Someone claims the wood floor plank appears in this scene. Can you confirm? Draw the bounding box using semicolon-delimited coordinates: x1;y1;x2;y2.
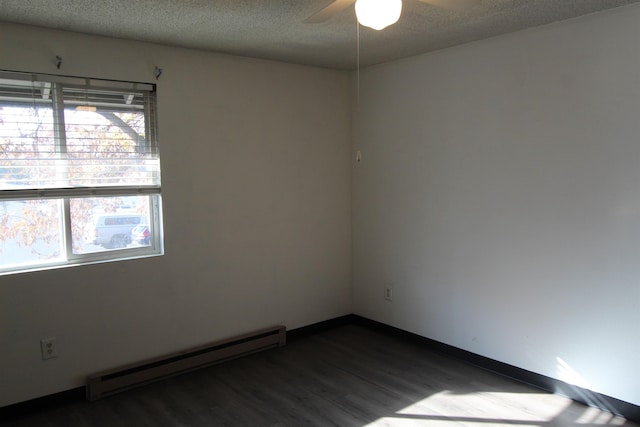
2;324;637;427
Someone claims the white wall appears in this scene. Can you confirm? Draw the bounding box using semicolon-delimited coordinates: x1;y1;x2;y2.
0;23;352;406
352;4;640;406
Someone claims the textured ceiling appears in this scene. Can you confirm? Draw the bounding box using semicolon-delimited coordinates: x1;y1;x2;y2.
1;0;639;69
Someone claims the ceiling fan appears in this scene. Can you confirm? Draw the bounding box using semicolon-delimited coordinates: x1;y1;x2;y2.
305;0;481;30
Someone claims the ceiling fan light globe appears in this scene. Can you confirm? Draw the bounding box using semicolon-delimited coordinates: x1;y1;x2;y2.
355;0;403;30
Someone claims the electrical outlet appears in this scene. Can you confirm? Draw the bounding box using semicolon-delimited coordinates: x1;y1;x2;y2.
384;284;393;301
41;338;57;360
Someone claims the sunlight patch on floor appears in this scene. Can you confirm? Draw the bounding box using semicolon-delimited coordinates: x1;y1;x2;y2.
574;407;626;425
405;390;569;422
361;390;571;426
363;417;471;426
361;389;629;426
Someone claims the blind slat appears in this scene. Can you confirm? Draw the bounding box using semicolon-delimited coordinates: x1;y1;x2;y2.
1;186;161;201
0;72;159;198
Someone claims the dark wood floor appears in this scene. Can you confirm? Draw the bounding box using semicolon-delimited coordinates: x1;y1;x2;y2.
3;324;637;426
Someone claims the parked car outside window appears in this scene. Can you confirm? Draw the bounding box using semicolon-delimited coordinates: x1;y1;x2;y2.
94;214;145;248
131;224;151;246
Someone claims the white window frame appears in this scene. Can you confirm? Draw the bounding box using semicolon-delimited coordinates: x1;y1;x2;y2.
0;70;163;275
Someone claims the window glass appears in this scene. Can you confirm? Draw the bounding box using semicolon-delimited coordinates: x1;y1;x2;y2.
0;104;57;189
70;195;152;254
0;71;162;274
0;199;64;269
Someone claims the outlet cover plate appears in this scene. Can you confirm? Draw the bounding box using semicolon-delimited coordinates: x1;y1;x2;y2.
41;338;57;360
384;284;393;301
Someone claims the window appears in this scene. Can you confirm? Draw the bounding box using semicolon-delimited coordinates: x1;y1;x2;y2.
0;71;162;274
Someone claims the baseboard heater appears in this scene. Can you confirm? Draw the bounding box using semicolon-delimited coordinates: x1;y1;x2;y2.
86;325;286;401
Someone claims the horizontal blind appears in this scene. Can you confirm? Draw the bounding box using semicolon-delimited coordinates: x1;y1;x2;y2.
0;71;160;198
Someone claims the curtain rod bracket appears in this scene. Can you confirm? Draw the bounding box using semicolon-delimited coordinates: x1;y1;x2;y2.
154;66;163;80
55;56;62;69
